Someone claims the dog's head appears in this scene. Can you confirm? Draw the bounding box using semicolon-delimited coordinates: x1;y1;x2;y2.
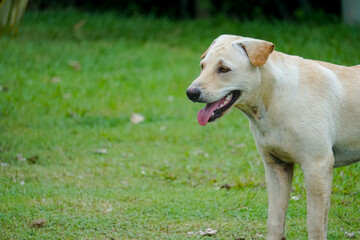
186;35;274;126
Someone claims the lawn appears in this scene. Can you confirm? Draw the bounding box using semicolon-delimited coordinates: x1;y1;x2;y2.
0;9;359;239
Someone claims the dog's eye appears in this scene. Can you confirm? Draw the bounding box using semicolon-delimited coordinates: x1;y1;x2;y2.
218;66;231;73
201;64;204;70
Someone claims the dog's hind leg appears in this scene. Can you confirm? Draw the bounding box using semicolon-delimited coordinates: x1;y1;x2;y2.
260;151;294;240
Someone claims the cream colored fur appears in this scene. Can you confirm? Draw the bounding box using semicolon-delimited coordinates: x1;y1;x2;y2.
187;34;360;240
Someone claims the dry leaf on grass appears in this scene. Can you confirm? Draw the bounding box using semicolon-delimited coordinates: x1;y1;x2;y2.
291;195;300;201
51;77;62;83
105;207;113;213
63;93;72;99
187;228;218;236
340;229;360;239
17;154;26;162
130;113;145;124
93;149;108;155
345;232;356;238
191;150;209;158
167;95;174;102
121;181;129;186
30;218;46;228
16;154;39;164
256;233;264;238
68;60;81;71
73;19;86;31
121;152;134;158
228;140;246;148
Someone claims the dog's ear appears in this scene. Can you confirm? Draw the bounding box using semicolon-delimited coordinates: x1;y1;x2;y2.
201;39;217;59
238;39;274;66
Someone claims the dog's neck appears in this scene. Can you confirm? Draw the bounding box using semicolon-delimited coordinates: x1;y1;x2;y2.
235;57;283;131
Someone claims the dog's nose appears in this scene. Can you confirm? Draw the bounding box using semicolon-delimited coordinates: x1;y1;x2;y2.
186;87;201;102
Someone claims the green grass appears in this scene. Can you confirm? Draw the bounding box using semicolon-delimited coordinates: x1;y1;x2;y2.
0;9;360;239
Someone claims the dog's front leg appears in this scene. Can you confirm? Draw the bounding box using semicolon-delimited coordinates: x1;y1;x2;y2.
301;156;333;240
260;151;294;240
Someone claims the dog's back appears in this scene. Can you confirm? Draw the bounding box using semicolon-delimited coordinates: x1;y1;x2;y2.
271;54;360;167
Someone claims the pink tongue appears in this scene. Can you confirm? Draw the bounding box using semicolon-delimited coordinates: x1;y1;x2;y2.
197;99;223;126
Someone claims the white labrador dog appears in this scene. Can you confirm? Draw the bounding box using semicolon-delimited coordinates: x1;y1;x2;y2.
186;34;360;240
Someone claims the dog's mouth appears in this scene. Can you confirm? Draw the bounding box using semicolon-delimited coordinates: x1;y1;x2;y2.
197;90;241;126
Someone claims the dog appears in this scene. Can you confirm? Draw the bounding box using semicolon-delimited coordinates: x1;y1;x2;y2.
186;34;360;240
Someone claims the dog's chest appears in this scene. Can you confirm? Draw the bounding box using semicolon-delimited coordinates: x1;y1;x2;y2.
249;120;295;163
